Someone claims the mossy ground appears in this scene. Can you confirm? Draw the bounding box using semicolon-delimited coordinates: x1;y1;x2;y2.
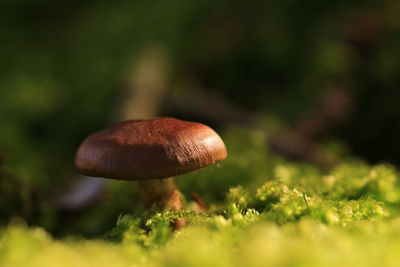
2;128;400;267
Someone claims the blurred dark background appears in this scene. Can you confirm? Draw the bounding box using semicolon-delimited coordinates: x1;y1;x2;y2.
1;0;400;236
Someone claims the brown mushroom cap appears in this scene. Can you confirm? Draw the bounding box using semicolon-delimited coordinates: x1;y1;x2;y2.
75;117;227;180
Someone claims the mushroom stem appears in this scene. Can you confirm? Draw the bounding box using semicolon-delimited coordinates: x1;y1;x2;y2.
137;177;183;210
138;177;186;229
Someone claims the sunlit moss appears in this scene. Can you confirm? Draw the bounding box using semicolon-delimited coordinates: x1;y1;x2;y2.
2;128;400;266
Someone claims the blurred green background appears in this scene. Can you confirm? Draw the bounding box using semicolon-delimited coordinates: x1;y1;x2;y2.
1;0;400;236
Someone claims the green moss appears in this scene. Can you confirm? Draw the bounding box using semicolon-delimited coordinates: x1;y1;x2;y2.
2;128;400;266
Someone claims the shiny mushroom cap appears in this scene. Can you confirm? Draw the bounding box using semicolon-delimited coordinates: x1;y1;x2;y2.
75;117;227;180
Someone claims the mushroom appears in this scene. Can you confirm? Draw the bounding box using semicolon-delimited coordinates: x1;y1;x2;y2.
74;117;227;226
